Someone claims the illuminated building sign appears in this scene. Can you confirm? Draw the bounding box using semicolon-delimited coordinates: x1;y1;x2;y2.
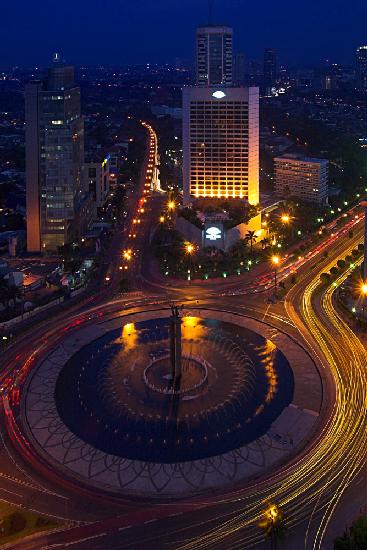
205;226;222;241
212;91;226;99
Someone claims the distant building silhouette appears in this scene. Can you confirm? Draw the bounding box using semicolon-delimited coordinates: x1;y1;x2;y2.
196;26;233;86
233;52;246;86
263;48;278;93
356;46;367;90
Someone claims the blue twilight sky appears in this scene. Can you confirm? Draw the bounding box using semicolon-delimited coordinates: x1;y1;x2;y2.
1;0;367;67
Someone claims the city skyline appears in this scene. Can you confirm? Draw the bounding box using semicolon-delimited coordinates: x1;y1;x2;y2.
2;2;367;549
1;0;367;67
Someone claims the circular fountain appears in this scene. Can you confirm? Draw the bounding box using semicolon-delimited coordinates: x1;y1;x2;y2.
53;306;293;463
22;306;321;498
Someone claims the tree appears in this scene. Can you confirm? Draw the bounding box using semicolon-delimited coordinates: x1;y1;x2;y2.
320;273;331;285
119;278;131;293
0;277;9;310
230;239;248;261
337;259;346;270
334;516;367;549
260;237;271;250
245;230;258;257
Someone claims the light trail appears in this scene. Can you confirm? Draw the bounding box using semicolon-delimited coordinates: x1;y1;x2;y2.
177;240;367;549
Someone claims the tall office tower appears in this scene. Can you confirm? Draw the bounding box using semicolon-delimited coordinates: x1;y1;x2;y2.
196;26;233;86
26;57;90;253
263;48;278;90
356;46;367;90
183;87;259;205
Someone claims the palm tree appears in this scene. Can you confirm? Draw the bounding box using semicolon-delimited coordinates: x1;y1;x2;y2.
245;230;257;257
260;237;271;250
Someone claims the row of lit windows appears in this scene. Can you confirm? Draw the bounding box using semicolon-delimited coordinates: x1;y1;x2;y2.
191;181;248;185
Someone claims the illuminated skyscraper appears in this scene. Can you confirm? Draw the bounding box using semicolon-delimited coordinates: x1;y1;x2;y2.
26;57;91;253
356;46;367;90
183;87;259;205
196;26;233;86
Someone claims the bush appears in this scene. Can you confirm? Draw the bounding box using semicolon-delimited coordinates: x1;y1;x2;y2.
119;278;131;293
8;512;26;535
320;273;331;284
35;516;54;528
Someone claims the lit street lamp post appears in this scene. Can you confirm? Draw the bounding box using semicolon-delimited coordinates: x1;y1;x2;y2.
186;243;195;283
258;504;286;550
361;283;367;322
272;255;280;296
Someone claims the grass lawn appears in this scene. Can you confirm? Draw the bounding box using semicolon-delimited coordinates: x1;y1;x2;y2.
0;501;60;546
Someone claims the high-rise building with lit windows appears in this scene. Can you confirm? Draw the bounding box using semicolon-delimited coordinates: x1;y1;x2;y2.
356;46;367;91
196;26;233;86
26;56;91;253
183;86;259;205
274;154;328;205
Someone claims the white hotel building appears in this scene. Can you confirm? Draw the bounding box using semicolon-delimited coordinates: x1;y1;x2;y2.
183;86;259;206
274;154;329;205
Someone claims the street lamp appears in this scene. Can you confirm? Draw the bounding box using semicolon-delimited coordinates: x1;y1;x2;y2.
361;283;367;321
167;200;176;211
159;216;165;224
272;255;280;295
281;214;290;224
185;243;195;282
123;249;132;262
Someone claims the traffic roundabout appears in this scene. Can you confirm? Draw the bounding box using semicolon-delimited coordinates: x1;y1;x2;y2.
18;306;322;499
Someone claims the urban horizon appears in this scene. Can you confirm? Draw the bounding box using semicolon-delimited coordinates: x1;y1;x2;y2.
2;3;367;550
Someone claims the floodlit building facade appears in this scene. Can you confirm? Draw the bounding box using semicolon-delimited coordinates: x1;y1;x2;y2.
274;154;329;205
183;86;259;205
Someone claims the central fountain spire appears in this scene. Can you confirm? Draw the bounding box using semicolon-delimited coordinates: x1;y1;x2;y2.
169;304;182;389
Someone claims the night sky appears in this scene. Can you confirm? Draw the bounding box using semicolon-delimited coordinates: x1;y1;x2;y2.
1;0;367;67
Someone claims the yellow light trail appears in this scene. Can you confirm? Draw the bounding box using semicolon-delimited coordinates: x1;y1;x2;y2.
178;239;367;550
